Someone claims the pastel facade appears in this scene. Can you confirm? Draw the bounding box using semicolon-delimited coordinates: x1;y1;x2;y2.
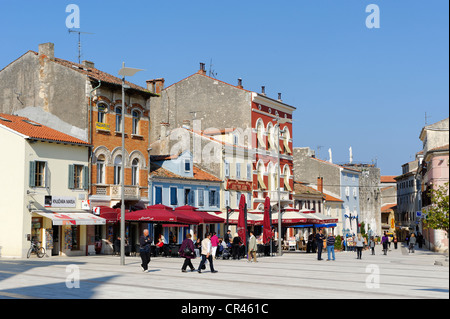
0;114;95;258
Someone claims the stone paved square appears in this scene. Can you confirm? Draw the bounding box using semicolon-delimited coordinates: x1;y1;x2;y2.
0;244;448;300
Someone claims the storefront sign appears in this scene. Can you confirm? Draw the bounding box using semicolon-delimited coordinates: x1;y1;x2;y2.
45;196;77;208
96;122;110;131
81;200;91;210
226;179;253;192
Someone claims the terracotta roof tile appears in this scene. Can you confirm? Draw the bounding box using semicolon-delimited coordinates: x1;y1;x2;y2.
323;193;344;202
381;204;397;212
380;176;397;183
150;162;221;182
293;181;323;197
28;51;155;96
0;113;90;146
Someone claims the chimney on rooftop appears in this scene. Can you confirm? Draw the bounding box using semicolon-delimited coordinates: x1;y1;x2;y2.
317;177;324;193
237;78;243;89
146;78;165;94
160;122;170;138
278;93;282;102
82;60;95;69
38;42;54;60
198;63;206;75
182;119;191;130
261;86;266;96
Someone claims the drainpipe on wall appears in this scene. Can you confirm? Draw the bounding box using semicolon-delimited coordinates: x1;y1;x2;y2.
88;80;102;195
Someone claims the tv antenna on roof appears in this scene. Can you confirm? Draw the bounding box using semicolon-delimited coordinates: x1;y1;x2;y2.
316;145;324;160
208;59;218;78
68;29;94;64
425;112;431;126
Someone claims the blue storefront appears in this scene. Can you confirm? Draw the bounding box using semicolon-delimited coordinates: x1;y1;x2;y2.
148;151;222;243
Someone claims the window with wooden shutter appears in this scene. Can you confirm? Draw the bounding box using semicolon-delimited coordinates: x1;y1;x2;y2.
68;164;75;189
283;128;292;154
29;161;36;188
283;166;292;191
83;166;89;190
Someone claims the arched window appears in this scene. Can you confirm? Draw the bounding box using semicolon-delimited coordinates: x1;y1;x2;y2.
96;154;106;184
267;162;274;191
274;124;281;152
132;110;140;135
283;165;292;191
257;161;266;190
266;122;274;151
97;103;107;124
131;158;139;186
115;107;122;132
114;155;122;185
256;119;266;149
282;126;292;154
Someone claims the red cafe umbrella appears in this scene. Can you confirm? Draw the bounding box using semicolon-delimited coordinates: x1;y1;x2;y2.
125;204;198;224
174;205;224;224
237;194;247;246
263;197;272;244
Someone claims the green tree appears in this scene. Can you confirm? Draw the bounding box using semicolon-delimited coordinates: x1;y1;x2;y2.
423;182;449;234
334;235;342;250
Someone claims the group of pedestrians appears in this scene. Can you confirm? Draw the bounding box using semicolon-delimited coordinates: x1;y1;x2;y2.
138;229;262;273
180;232;218;273
314;228;340;261
313;229;373;261
138;229;218;273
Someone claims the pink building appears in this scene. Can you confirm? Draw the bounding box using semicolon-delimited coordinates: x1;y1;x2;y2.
418;118;449;253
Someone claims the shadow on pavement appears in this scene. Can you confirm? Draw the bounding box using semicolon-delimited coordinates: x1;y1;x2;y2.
0;259;119;299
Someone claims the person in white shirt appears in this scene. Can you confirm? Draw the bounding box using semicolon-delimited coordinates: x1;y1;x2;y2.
197;233;218;273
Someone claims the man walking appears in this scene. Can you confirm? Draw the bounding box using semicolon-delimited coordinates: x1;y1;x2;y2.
326;233;336;261
224;230;232;247
139;229;152;272
315;228;325;260
198;233;218;273
247;231;257;263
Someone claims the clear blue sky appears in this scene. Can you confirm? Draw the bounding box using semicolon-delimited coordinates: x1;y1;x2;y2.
0;0;448;175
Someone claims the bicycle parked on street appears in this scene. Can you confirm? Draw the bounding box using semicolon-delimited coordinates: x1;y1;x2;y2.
27;241;46;258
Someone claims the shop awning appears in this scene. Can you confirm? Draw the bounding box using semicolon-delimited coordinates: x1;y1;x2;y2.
298;209;338;224
36;211;106;225
227;211;264;226
292;223;337;228
125;204;199;224
270;209;308;226
93;206;120;224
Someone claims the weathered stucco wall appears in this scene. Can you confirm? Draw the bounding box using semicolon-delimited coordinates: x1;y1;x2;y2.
293;147;341;197
150;73;252;143
0;50;88;141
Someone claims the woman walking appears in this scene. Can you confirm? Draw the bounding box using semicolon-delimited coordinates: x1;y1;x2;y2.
355;233;364;259
369;236;376;255
179;233;196;272
409;233;417;253
382;232;389;255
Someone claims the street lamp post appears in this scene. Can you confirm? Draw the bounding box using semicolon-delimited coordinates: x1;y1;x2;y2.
273;116;288;256
118;63;144;266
